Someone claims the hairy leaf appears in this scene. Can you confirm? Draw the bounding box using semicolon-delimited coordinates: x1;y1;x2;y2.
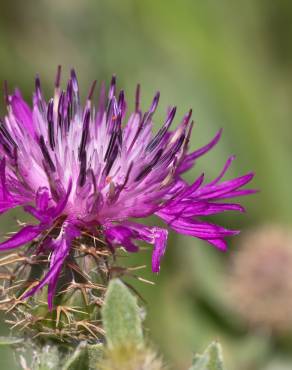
190;342;225;370
102;279;143;348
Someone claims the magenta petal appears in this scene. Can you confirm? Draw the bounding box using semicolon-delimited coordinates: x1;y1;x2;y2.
0;200;26;216
24;205;51;223
121;221;153;243
0;202;13;214
50;179;72;218
207;155;235;186
118;221;169;271
23;187;51;222
177;129;222;174
217;188;258;199
36;187;50;212
0;158;7;200
189;129;222;159
24;182;71;224
23;243;67;305
190;202;245;216
47;272;61;310
151;228;168;273
10;93;34;137
0;200;22;215
174;173;205;203
105;225;139;252
24;222;80;309
0;224;45;251
207;238;228;251
197;172;255;199
158;215;239;238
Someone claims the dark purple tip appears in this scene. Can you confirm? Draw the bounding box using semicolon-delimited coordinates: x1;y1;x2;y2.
87;80;97;101
70;69;79;92
146;106;176;153
135;84;141;112
78;109;90;160
39;135;56;172
108;75;116;99
66;79;73;102
78;150;87;187
149;91;160;115
123;162;133;188
35;75;41;93
104;144;119;177
165;106;177;126
57;91;65;128
118;90;124;105
104;130;118;161
183;109;192;126
47;99;54;123
0;120;17;157
118;90;125;116
47;99;55;150
135;148;163;182
55;65;62;88
185;120;194;146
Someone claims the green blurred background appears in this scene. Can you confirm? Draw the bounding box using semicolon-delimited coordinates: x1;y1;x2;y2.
0;1;292;369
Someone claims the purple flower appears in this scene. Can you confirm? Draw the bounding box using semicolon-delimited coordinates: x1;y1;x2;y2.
0;68;255;307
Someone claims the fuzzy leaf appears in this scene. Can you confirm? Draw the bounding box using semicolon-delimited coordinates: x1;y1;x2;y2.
0;336;24;345
190;342;225;370
88;343;103;370
34;345;60;370
102;279;143;348
62;342;89;370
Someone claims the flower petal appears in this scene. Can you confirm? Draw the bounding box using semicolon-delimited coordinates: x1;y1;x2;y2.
0;158;8;201
36;187;50;211
0;224;46;251
118;221;169;272
151;228;168;273
177;129;222;174
105;225;139;252
196;172;255;200
207;238;228;251
10;92;35;137
23;222;80;309
161;217;239;239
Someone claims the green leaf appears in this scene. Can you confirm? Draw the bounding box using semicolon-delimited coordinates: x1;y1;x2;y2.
190;342;225;370
88;343;103;370
102;279;143;348
62;342;89;370
34;345;60;370
0;336;24;345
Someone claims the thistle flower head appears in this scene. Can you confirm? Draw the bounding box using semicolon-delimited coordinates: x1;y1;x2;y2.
229;225;292;333
0;67;254;309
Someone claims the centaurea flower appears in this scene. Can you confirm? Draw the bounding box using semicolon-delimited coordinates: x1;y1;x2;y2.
0;68;254;310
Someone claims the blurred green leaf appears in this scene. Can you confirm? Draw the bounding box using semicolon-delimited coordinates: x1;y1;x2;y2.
190;342;225;370
102;279;143;348
88;344;103;370
62;342;88;370
0;336;24;345
35;345;60;370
